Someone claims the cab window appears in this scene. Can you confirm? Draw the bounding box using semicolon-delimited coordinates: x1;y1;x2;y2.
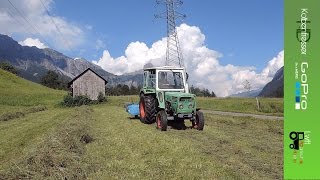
158;71;184;89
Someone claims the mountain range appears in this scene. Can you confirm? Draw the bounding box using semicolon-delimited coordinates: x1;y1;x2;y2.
229;89;262;98
0;34;142;87
258;66;284;97
0;34;283;97
229;66;284;98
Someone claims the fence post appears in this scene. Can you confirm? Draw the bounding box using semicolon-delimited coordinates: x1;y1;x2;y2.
256;97;261;111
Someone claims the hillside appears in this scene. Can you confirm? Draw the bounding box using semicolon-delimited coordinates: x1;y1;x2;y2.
0;69;102;179
0;69;65;115
0;69;66;119
259;66;284;97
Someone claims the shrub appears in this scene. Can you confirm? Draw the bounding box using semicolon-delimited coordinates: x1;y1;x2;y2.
0;62;18;75
62;94;75;107
73;95;91;106
40;70;68;90
97;92;106;103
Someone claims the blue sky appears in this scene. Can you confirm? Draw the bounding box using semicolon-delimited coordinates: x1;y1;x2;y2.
0;0;284;96
51;0;283;71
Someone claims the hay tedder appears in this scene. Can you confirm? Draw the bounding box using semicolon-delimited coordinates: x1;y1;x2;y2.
126;66;204;131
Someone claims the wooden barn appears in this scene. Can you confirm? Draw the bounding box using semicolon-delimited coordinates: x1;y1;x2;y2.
68;68;107;100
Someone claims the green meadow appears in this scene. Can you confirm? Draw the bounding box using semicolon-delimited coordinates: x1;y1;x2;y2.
0;69;283;179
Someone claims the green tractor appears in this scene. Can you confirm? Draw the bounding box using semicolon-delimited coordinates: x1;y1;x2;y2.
139;66;204;131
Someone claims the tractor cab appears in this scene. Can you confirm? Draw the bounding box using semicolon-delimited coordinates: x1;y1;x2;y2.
142;66;188;93
139;66;204;131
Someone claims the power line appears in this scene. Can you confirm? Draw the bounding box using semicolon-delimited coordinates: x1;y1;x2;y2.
39;0;72;51
7;0;52;48
6;9;34;36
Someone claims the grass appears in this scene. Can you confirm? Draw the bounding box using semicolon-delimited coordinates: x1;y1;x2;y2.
0;69;66;115
197;97;284;116
106;95;284;116
0;70;283;179
0;69;75;177
0;105;47;121
0;108;70;171
84;104;283;179
0;106;94;179
0;69;67;165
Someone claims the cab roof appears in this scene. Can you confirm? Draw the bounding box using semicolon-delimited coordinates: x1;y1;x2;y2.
143;66;185;71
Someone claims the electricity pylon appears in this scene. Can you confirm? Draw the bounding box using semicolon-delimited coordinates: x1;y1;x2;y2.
155;0;186;67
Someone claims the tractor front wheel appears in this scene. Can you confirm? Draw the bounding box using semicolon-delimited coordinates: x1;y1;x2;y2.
156;110;167;131
192;111;204;130
139;94;156;124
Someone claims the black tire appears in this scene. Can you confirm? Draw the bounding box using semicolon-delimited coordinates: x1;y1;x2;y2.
139;94;156;124
193;111;204;130
156;110;167;131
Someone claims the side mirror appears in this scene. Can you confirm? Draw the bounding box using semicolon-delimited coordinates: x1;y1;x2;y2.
186;73;189;81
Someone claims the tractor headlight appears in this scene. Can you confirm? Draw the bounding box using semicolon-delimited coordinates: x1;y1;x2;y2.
188;103;193;109
179;103;184;109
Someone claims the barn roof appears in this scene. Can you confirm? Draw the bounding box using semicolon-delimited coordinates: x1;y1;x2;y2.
68;68;108;87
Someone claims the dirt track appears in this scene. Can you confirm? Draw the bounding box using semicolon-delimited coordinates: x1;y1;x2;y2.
202;110;283;120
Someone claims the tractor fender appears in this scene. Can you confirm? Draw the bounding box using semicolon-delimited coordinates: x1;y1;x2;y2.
140;90;164;110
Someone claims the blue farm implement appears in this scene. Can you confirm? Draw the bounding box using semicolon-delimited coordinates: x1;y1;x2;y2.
125;103;139;118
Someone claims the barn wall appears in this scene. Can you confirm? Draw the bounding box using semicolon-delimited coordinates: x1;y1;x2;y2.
72;70;105;100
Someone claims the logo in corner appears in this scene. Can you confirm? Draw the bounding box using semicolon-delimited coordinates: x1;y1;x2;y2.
289;131;304;150
289;131;311;164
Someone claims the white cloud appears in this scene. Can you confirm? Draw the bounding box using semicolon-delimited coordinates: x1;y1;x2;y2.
261;50;284;78
19;37;48;49
93;40;167;75
93;23;283;97
0;0;84;50
93;50;128;75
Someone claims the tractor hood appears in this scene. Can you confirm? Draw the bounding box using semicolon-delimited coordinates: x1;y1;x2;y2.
165;92;195;99
164;92;196;114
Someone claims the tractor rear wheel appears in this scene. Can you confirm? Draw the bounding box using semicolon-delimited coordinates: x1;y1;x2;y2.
192;111;204;130
156;110;167;131
139;94;156;124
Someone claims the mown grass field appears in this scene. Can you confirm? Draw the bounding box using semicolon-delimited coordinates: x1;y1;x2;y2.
85;104;283;179
108;95;284;116
0;69;283;179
